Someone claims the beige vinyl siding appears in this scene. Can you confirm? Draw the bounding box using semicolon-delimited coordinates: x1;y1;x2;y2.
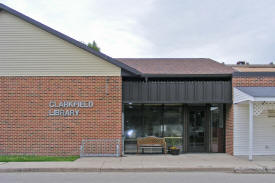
0;11;121;76
234;104;275;155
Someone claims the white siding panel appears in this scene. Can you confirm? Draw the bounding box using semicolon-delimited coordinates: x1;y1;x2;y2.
233;88;253;104
254;114;275;155
234;103;275;155
0;11;121;76
234;104;249;155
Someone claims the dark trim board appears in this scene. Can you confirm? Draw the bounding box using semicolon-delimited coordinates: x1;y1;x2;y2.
233;72;275;77
121;69;140;77
0;3;141;76
122;73;232;78
142;74;232;78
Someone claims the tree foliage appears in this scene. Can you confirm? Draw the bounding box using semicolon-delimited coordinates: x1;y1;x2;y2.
87;41;100;52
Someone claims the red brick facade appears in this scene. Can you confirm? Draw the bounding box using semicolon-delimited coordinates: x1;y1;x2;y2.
5;75;273;156
225;104;233;155
233;76;275;87
0;76;122;156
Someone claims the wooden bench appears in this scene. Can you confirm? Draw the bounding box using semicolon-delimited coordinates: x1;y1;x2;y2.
137;136;167;154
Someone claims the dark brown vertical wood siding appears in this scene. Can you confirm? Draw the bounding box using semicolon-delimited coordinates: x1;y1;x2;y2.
122;81;232;103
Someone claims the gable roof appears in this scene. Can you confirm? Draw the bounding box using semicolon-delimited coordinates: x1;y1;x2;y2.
117;58;234;77
0;3;141;75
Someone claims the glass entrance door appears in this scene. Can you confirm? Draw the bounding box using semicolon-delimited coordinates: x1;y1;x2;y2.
188;109;207;152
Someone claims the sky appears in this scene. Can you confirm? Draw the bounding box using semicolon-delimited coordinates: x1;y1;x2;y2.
1;0;275;64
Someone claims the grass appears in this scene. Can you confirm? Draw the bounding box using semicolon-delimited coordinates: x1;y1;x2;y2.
0;155;79;162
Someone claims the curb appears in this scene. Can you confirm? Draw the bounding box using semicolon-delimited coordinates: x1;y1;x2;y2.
0;167;234;173
0;168;100;173
0;167;274;173
100;168;235;173
234;167;275;174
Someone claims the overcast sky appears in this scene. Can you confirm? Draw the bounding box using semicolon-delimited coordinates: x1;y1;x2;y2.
1;0;275;64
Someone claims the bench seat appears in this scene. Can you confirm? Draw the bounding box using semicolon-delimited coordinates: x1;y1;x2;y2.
137;136;166;154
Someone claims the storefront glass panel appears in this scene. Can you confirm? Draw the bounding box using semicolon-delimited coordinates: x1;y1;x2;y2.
210;104;225;153
143;105;162;137
188;109;206;152
163;105;183;149
124;104;142;153
124;104;225;154
124;104;183;153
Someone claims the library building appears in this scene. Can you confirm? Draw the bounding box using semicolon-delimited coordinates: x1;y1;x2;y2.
1;3;275;160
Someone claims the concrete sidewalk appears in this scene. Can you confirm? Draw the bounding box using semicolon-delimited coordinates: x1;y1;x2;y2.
0;154;274;173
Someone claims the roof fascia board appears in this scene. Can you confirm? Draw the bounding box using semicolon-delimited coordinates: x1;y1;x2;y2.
121;69;142;77
235;97;275;103
233;72;275;77
234;100;250;104
254;97;275;102
0;3;141;76
142;74;232;78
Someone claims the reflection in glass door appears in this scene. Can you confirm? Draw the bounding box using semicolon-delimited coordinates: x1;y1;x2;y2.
188;109;206;152
163;105;183;151
210;104;224;152
143;105;162;137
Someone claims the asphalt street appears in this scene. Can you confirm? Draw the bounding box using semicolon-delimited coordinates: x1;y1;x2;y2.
0;172;275;183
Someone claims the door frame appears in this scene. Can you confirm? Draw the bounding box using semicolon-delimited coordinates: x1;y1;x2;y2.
185;105;210;153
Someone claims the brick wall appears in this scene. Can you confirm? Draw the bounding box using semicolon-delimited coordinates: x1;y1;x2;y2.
0;76;122;156
233;76;275;87
225;104;233;155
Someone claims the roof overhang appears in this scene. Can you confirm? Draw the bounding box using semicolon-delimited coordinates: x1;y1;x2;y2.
233;87;275;104
122;72;232;78
141;73;232;78
233;72;275;77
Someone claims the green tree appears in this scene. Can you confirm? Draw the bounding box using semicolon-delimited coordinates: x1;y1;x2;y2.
87;41;100;52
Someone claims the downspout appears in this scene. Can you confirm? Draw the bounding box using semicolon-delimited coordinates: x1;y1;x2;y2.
122;104;125;156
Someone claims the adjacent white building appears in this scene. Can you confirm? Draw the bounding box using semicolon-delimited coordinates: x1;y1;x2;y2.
233;87;275;160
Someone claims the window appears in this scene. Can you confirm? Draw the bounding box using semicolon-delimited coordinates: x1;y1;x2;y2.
210;104;224;153
163;105;182;137
124;104;142;139
124;104;184;153
143;105;162;137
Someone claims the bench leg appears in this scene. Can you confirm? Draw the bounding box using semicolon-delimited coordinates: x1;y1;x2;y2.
162;147;167;154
